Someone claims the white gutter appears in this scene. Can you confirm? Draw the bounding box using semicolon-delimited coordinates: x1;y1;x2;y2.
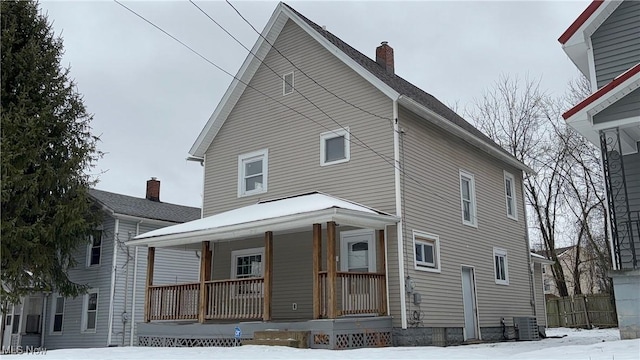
128;208;399;248
106;218;119;346
129;221;141;346
393;99;408;329
113;213;180;227
397;96;533;174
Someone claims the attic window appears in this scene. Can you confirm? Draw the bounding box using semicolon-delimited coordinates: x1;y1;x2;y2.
283;72;294;95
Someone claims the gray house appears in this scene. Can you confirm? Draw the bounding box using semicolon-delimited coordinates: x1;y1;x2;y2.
559;0;640;340
128;3;544;349
2;179;201;350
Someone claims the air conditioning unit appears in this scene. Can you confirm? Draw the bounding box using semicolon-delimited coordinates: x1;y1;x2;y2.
513;316;539;341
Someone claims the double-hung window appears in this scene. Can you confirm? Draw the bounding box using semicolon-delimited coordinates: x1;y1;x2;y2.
87;230;102;266
231;248;264;297
238;149;268;197
493;248;509;285
51;296;65;334
320;128;350;166
82;289;98;332
504;171;517;220
459;170;477;227
413;231;441;272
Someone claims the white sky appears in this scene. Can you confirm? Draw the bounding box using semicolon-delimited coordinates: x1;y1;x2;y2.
39;0;590;208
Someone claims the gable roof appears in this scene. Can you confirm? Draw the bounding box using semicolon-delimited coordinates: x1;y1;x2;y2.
89;189;201;224
558;0;605;44
189;2;530;173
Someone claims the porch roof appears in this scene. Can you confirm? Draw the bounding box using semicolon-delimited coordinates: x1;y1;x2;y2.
128;192;399;248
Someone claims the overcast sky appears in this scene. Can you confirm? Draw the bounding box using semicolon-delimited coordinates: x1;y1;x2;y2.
39;0;589;208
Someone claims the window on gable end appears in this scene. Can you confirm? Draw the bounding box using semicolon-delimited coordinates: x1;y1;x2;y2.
87;230;102;266
238;149;268;197
459;170;477;227
283;72;294;95
320;128;350;166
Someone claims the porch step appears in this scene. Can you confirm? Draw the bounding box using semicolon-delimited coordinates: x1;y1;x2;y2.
242;338;300;348
250;330;310;349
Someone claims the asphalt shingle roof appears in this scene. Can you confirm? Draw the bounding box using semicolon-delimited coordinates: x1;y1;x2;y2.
284;3;513;158
89;189;201;224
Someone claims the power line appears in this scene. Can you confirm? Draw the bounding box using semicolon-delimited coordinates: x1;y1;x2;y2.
113;0;480;223
189;0;395;167
224;0;394;124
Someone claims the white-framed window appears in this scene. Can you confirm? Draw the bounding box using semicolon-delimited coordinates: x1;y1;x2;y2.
81;289;98;333
237;149;268;197
231;248;264;297
320;128;350;166
413;230;441;273
493;248;509;285
283;71;294;95
543;279;551;293
87;230;102;267
504;171;517;220
50;295;65;334
459;170;477;227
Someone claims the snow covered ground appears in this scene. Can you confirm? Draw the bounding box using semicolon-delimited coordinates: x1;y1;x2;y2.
7;328;639;360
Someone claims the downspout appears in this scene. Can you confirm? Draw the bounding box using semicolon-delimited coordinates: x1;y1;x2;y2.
40;292;49;348
522;181;537;318
384;225;391;318
129;221;142;346
393;98;408;329
107;218;119;346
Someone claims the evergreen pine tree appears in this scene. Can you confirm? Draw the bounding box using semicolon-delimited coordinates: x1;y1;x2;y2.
1;0;102;305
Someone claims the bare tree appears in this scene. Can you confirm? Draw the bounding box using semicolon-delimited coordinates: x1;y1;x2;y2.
465;74;610;297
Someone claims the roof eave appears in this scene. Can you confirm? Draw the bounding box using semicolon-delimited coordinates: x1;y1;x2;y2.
397;96;533;174
127;207;399;248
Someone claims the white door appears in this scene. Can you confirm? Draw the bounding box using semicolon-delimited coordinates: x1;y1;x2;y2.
461;266;479;340
340;229;376;273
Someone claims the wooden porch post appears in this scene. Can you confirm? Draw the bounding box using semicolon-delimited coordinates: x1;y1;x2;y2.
377;230;388;316
263;231;273;321
198;241;211;323
327;221;337;319
144;247;155;322
312;223;322;319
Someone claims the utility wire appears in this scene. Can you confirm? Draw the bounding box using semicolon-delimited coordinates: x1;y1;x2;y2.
190;0;395;166
224;0;394;124
114;0;480;223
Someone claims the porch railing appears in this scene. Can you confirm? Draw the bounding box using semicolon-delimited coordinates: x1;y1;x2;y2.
204;278;264;320
148;282;200;321
319;271;386;317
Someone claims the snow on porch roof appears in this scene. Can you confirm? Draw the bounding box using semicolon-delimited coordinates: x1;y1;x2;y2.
128;192;399;248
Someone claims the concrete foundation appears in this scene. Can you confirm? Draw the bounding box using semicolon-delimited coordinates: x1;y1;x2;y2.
610;269;640;340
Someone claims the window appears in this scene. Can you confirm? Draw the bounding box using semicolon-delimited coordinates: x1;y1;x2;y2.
283;72;294;95
543;279;551;293
459;170;477;227
413;230;441;272
82;289;98;332
504;171;517;220
231;248;264;297
493;248;509;285
320;128;350;166
87;230;102;266
237;149;268;197
51;296;65;334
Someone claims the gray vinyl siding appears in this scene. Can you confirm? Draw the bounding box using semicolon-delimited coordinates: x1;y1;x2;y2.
43;217;116;349
397;106;533;330
618;151;640;268
533;263;547;327
591;1;640;88
593;88;640;125
43;217;200;349
202;19;395;218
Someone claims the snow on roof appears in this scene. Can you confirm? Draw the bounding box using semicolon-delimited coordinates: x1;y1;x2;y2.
132;192;395;245
530;252;554;264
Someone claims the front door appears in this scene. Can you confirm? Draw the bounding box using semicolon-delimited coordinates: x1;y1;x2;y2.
340;229;376;273
461;266;479;340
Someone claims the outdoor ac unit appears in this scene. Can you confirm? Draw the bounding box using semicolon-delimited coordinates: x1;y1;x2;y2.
513;316;539;341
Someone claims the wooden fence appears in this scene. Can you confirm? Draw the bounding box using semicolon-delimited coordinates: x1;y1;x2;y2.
546;293;617;328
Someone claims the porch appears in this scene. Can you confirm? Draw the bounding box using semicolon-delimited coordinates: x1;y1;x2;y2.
128;193;399;349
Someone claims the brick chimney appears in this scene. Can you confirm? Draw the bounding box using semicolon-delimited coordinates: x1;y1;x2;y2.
146;177;160;202
376;41;394;75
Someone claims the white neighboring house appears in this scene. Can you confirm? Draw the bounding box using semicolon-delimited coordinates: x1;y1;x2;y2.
1;178;201;349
